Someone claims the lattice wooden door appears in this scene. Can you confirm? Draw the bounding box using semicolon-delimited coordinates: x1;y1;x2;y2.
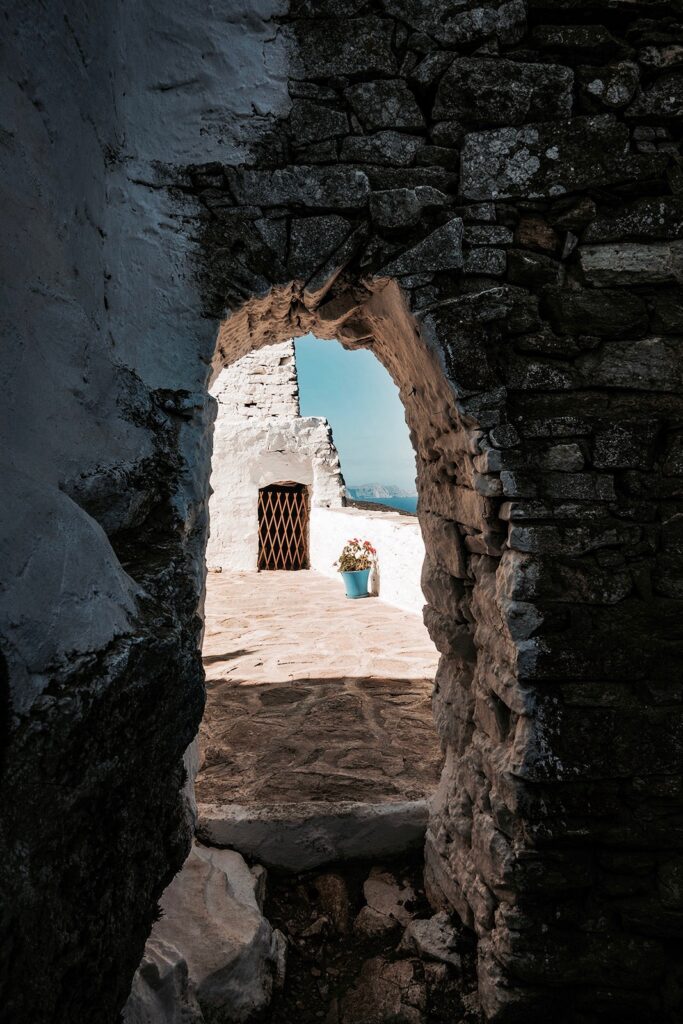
257;483;309;570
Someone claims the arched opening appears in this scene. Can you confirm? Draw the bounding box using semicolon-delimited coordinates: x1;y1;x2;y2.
197;288;455;840
153;276;490;1019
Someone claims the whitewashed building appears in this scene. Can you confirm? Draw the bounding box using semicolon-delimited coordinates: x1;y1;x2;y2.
207;341;345;572
207;340;425;615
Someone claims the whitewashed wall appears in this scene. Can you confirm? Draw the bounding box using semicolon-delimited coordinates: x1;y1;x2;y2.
207;341;345;570
310;507;426;616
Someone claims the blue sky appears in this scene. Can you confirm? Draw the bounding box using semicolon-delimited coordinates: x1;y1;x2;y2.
294;334;417;492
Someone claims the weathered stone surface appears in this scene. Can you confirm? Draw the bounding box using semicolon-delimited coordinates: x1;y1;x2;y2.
465;225;513;245
578;337;683;391
379;218;464;276
346;80;424;132
593;419;660;469
579;241;683;286
289;100;349;144
123;843;280;1024
288;215;352;280
508;248;560;288
463;247;507;276
340;131;423;167
578;62;640;110
399;912;462;970
369;187;450;230
314;873;352;935
292;18;397;77
461;115;657;200
626;71;683;120
123;938;203;1024
532;23;624;59
540;286;648;337
386;0;526;47
339;956;426;1024
364;868;418;927
434;58;573;125
651;288;683;333
354;905;402;939
228;167;370;208
583;197;683;242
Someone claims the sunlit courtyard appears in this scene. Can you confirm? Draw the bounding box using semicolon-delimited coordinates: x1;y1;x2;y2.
196;570;442;870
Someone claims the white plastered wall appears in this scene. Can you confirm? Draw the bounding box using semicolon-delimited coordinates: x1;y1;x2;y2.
207;341;345;570
310;506;426;616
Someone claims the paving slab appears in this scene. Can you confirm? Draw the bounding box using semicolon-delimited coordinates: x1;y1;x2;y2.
196;571;442;870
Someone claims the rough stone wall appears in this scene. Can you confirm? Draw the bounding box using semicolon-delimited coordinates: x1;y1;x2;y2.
2;3;683;1024
192;5;683;1021
207;340;345;569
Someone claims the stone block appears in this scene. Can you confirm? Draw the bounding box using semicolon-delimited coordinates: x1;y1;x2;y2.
288;215;352;280
513;327;580;356
507;523;633;556
421;557;469;618
578;338;683;392
464;225;513;245
540;443;584;471
540;286;648;337
386;0;526;47
291;17;397;77
582;197;683;242
515;215;560;253
414;144;459;170
506;356;575;391
340;131;423;166
419;512;470;578
123;844;279;1024
434;57;573;125
399;912;462;970
463;247;507;275
346;80;424;132
369;187;449;230
532;23;624;60
289;100;348;145
339;956;426;1024
593;420;660;470
379;217;463;276
578;62;639;110
626;71;683;120
461;115;662;201
578;241;683;286
227;166;370;208
650;288;683;333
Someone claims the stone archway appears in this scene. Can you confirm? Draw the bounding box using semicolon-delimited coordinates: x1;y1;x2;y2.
204;259;533;1018
3;3;682;1023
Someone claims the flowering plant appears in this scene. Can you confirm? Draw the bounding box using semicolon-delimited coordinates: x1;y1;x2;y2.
335;538;377;573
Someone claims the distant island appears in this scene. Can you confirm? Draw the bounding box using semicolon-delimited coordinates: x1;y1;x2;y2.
347;484;417;500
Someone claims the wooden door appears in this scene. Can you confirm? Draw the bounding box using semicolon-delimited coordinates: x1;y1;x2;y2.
257;482;309;570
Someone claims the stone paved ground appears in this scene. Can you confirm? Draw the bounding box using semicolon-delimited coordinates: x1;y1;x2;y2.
197;571;442;810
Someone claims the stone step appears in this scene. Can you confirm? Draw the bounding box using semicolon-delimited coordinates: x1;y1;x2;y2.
197;799;429;872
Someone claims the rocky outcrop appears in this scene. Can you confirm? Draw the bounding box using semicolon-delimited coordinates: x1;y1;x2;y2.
124;843;284;1024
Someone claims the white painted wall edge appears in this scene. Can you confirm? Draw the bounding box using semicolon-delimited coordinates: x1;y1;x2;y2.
310;506;426;617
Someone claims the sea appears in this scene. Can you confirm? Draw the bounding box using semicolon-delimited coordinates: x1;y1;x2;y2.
369;495;418;514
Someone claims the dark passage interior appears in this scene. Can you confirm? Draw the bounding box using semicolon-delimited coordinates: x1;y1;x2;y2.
257;482;309;571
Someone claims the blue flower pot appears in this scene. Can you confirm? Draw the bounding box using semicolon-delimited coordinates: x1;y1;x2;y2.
341;569;370;599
